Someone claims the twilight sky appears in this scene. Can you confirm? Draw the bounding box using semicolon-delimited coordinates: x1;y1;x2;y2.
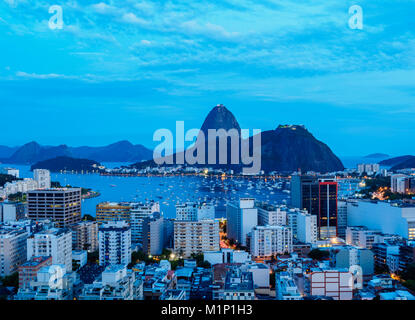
0;0;414;156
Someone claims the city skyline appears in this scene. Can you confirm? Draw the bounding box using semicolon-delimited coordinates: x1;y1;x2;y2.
1;1;415;156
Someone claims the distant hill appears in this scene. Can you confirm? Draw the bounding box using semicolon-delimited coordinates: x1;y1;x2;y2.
390;156;415;171
70;140;152;163
379;155;414;167
31;156;101;172
7;142;71;164
0;145;19;158
131;104;344;173
364;153;389;159
3;141;152;164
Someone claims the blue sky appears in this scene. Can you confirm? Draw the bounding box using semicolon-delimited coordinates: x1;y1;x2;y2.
0;0;414;156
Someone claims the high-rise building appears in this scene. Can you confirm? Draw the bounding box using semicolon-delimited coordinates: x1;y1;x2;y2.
71;221;98;252
291;175;338;239
27;228;73;272
295;210;318;244
0;227;28;276
256;202;287;226
163;218;175;249
96;202;132;225
226;198;258;246
337;200;348;239
142;212;164;256
176;202;198;221
319;179;338;239
27;188;82;227
99;221;131;266
0;201;26;222
249;225;292;258
176;202;215;221
197;203;215;221
291;175;319;215
174;219;220;258
130;201;160;244
33;169;51;189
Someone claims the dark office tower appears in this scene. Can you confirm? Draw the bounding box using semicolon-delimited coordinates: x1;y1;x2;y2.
291;175;319;215
27;188;82;227
290;175;338;239
318;180;338;239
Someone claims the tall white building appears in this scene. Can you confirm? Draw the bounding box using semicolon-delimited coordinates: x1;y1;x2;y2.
33;169;51;189
0;227;28;276
174;219;220;258
226;198;258;246
257;202;287;226
197;203;215;221
249;225;293;258
99;221;131;266
130;201;160;244
176;202;198;221
176;202;215;221
27;228;73;272
296;210;318;244
287;208;317;244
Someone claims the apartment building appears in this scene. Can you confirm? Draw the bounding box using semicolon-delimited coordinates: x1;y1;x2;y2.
174;220;220;258
99;221;131;266
27;188;82;227
96;202;132;225
71;221;98;252
27;228;73;272
0;227;28;276
249;225;293;258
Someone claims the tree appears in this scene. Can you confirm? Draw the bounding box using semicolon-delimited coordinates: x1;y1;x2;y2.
308;249;330;261
72;260;80;272
374;264;389;275
190;253;211;268
87;250;99;264
0;272;19;288
270;271;276;289
83;214;96;221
